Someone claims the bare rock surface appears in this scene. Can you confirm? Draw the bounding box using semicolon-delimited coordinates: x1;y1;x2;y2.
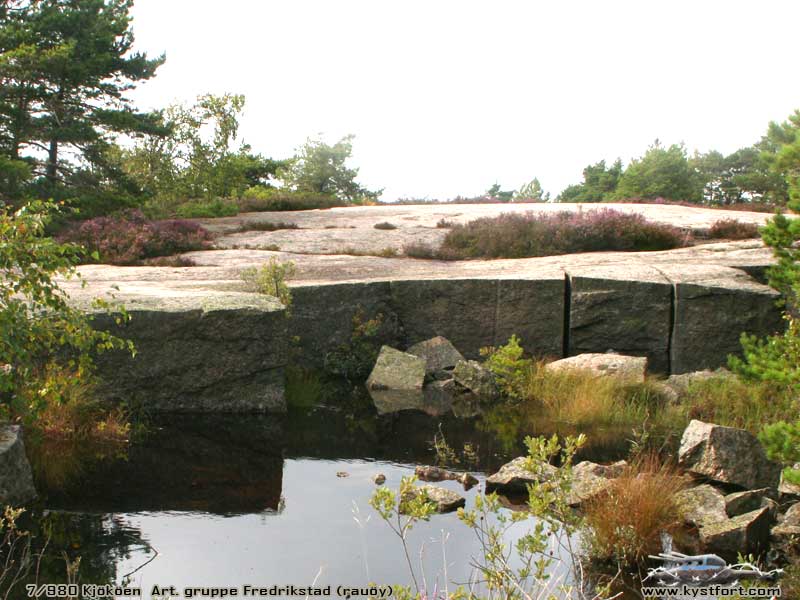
678;420;782;490
546;353;647;381
568;460;627;507
453;360;498;399
406;336;464;374
0;425;36;505
402;484;466;513
676;484;728;529
485;456;558;494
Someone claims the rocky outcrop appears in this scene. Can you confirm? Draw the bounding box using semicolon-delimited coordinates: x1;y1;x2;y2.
698;506;773;560
407;336;464;375
402;484;465;513
568;460;627;507
485;456;557;494
678;420;782;490
725;489;775;518
567;265;672;373
88;294;287;412
453;360;498;399
546;353;647;382
0;425;36;506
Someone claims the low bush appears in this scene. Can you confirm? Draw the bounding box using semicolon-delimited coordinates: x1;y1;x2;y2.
234;221;299;233
707;218;761;240
59;210;213;265
583;455;686;565
429;209;687;260
237;187;344;212
174;198;239;218
608;197;783;214
373;221;397;230
240;257;296;311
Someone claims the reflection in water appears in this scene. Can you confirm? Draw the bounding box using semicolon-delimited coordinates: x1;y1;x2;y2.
20;384;634;595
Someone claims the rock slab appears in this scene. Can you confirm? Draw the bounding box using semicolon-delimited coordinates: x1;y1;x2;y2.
0;425;36;506
546;353;647;382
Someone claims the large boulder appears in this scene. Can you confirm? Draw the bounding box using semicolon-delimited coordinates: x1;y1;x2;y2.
367;346;426;392
675;484;728;529
366;346;427;414
402;484;465;513
453;360;498;399
678;420;782;490
699;506;773;560
724;488;776;518
567;460;627;507
546;353;647;382
88;294;288;412
0;425;36;506
406;336;464;375
485;456;557;495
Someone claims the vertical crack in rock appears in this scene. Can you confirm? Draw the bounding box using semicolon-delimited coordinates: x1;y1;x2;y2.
563;272;572;358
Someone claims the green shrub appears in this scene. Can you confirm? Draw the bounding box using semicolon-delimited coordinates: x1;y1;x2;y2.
237;187;344;212
240;258;296;311
0;203;133;438
373;221;397;230
759;420;800;485
323;309;385;380
174;198;239;218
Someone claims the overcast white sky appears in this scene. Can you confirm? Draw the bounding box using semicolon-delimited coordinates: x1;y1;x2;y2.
127;0;800;201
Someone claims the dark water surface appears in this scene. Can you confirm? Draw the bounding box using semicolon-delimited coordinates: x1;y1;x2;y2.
25;392;631;595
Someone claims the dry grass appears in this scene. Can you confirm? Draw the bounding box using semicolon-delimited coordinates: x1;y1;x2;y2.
17;365;130;443
519;361;669;428
582;455;687;565
234;220;299;233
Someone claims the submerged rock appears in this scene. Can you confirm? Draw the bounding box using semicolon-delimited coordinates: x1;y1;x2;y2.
453;360;498;399
485;456;557;495
678;420;781;490
406;336;464;375
0;425;36;506
402;484;465;513
545;352;647;382
415;465;479;489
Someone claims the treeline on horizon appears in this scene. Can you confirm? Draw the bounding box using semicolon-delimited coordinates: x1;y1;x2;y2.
1;0;799;224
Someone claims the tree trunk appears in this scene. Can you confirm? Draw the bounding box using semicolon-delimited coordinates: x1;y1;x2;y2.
46;138;58;187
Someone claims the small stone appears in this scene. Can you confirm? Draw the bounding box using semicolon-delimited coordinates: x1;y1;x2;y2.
336;471;349;478
725;488;774;517
373;473;386;485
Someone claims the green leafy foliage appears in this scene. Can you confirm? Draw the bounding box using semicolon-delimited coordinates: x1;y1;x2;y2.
759;421;800;485
278;135;381;203
480;334;529;399
240;258;296;311
323;309;385;380
0;202;133;428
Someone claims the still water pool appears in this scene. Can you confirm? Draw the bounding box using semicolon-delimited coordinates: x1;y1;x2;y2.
25;394;630;595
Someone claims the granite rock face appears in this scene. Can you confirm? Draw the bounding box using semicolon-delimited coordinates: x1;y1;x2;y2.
0;425;36;506
658;265;784;374
698;506;773;560
678;420;782;490
568;460;627;507
89;294;288;412
567;266;672;373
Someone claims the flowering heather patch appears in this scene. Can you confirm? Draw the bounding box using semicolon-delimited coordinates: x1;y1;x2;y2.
59;210;213;265
707;218;761;240
437;209;688;259
611;196;782;214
